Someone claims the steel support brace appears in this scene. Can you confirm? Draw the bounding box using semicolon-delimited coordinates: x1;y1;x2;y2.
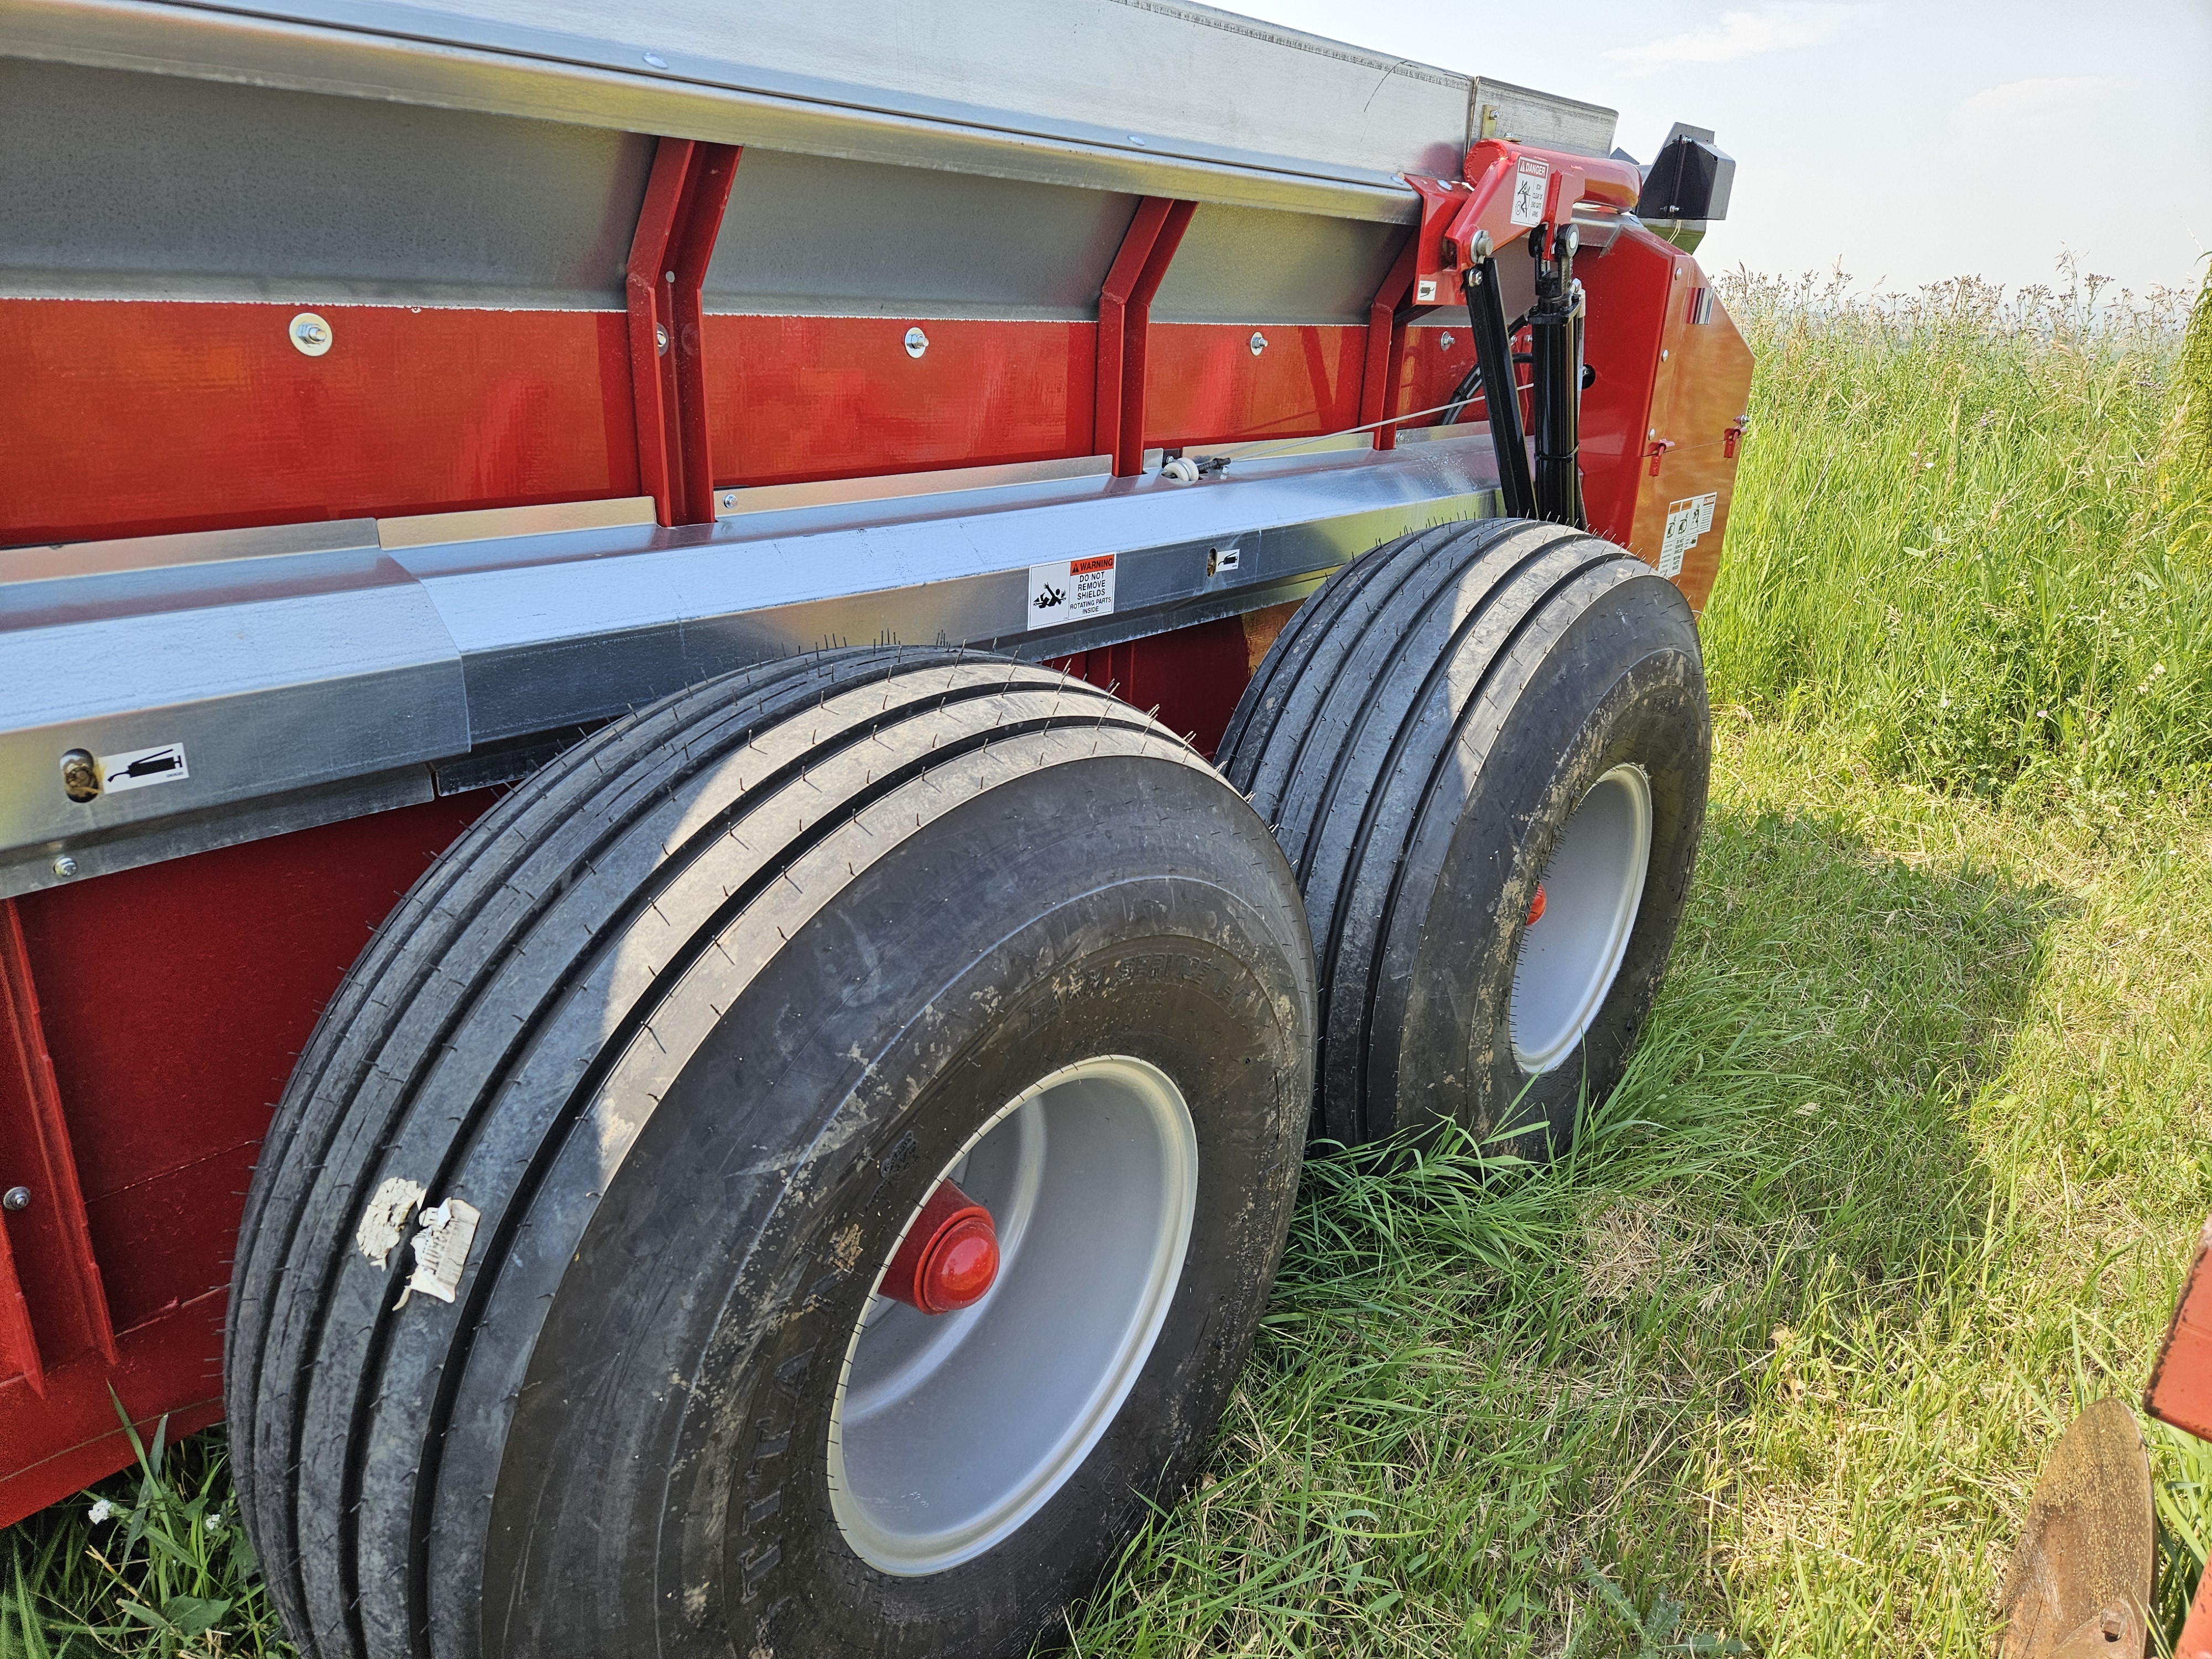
1357;234;1421;451
0;900;114;1392
1096;198;1196;477
625;138;742;526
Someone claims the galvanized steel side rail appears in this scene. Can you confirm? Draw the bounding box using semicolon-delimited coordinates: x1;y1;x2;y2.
0;437;1503;898
0;0;1615;226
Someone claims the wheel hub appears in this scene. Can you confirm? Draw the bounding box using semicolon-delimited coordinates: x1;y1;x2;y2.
827;1055;1198;1577
1509;764;1653;1074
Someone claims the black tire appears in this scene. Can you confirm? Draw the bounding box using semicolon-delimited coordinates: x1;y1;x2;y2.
1217;520;1709;1149
225;648;1314;1659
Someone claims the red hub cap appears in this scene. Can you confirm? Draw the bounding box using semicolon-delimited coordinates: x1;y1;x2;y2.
880;1180;1000;1315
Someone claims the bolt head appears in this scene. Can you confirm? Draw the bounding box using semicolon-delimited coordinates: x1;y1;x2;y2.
904;326;929;359
1248;332;1267;356
2;1187;28;1213
289;312;332;356
51;854;78;879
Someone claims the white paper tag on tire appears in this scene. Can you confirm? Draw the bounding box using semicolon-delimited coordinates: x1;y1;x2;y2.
1657;492;1718;578
397;1198;481;1306
1027;554;1117;624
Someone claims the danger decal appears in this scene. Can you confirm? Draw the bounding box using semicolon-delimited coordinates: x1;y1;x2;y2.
1509;160;1550;228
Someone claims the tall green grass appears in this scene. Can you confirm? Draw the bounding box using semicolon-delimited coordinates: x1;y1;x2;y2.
1703;265;2212;802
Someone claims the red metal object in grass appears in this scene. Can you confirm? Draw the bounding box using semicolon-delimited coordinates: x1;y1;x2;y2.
880;1181;1000;1316
2145;1216;2212;1442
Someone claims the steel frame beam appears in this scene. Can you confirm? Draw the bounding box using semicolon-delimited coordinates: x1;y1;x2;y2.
0;900;114;1393
625;138;742;526
1095;199;1196;477
1357;234;1420;451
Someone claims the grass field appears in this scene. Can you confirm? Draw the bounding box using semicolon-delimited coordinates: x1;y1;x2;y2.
7;266;2209;1656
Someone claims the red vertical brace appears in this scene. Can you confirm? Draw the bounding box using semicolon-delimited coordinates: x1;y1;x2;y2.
1359;233;1422;451
1095;198;1196;477
0;899;116;1392
625;139;742;526
670;144;740;525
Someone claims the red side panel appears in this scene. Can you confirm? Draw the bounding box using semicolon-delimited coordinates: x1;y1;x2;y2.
0;300;639;546
1049;615;1255;759
1145;324;1365;449
703;315;1097;488
0;791;492;1526
1576;232;1753;610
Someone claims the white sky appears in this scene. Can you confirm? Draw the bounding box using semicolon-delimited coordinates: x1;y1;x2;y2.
1229;0;2212;299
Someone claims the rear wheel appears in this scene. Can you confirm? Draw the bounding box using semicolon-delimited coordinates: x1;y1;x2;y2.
226;648;1314;1659
1218;519;1710;1149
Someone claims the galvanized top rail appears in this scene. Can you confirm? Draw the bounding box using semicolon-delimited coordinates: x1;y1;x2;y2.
1;0;1616;221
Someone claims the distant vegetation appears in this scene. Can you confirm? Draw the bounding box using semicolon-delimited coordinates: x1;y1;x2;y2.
1705;263;2212;806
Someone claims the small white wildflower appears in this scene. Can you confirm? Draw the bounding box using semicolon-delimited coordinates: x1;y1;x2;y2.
2153;662;2166;675
206;1512;226;1533
87;1498;116;1525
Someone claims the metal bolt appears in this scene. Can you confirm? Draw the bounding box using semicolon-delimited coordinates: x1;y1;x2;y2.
289;312;332;357
719;491;738;512
904;326;928;359
655;324;669;355
1439;332;1456;350
1660;349;1670;361
1249;332;1267;356
51;854;78;879
2;1187;28;1213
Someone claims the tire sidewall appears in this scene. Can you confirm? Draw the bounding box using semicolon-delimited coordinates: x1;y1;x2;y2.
1395;582;1709;1149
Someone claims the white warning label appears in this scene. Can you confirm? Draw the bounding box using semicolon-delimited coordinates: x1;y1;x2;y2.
98;741;189;794
397;1198;481;1307
1658;492;1718;578
1027;553;1117;624
1509;160;1550;227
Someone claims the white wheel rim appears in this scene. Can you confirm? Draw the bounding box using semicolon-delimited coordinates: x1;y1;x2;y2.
826;1056;1197;1576
1509;764;1653;1074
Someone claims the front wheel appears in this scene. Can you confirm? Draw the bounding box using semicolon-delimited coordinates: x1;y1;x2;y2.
1218;519;1710;1150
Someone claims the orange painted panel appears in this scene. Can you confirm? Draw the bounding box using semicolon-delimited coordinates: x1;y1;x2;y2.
0;299;640;546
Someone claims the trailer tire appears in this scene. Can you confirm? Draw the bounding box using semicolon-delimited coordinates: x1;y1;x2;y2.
1217;519;1709;1150
225;648;1313;1659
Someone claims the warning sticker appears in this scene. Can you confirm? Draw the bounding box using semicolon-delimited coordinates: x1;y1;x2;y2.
98;741;189;794
1509;159;1550;228
1027;553;1117;624
1658;493;1718;578
397;1198;481;1307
